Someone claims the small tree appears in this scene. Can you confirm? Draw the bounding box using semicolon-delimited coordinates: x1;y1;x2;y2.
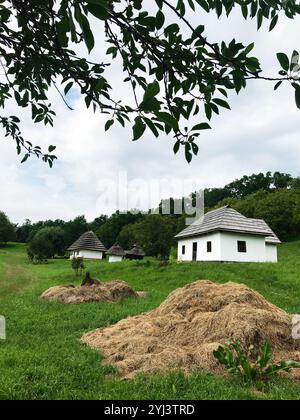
119;215;177;259
28;227;65;262
71;257;85;277
0;212;16;245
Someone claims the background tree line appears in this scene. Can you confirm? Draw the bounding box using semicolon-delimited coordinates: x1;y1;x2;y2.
1;172;300;258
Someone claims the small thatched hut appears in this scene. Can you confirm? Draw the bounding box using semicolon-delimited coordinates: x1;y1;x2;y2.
68;231;107;260
126;244;146;260
107;243;126;263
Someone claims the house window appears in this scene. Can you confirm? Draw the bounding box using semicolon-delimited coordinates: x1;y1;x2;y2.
237;241;247;253
192;243;198;261
182;245;186;255
207;241;212;253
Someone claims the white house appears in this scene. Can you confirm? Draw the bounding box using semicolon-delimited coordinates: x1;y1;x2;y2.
68;231;107;260
107;244;126;263
175;206;281;263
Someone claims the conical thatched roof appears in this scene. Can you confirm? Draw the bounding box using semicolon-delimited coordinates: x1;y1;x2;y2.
107;243;126;257
68;231;107;252
128;244;146;257
175;205;275;239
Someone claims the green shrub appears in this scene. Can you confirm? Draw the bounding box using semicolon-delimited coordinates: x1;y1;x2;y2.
71;257;85;277
213;341;300;389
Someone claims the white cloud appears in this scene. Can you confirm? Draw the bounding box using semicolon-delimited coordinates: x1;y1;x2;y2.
1;8;300;224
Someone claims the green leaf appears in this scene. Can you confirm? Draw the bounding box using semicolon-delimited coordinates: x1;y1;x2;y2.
35;114;45;123
291;50;299;71
192;142;199;155
56;17;69;47
21;154;30;164
155;10;165;30
105;119;114;131
195;0;210;13
87;4;110;20
205;103;212;120
165;23;180;35
81;15;95;52
244;43;254;55
187;0;195;11
185;143;192;163
68;10;77;43
0;7;11;23
264;360;300;376
213;98;231;110
140;96;161;112
192;122;211;131
173;140;181;154
277;53;290;72
133;116;146;141
294;85;300;109
64;82;73;95
251;0;258;17
257;9;263;29
257;342;271;369
269;15;278;31
241;2;248;19
156;112;178;130
144;81;160;100
274;81;282;91
48;145;56;153
144;117;159;137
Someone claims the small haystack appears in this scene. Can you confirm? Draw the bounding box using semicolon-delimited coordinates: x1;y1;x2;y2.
81;280;300;379
41;279;138;304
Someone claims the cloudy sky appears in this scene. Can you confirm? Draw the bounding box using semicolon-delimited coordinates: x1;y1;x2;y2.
1;6;300;224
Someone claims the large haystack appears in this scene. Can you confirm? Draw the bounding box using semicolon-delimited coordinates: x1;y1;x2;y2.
81;280;300;378
41;281;138;304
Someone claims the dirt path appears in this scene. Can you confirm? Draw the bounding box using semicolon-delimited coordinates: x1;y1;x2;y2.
0;246;35;297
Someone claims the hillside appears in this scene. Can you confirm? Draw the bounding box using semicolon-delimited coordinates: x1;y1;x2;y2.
0;242;300;399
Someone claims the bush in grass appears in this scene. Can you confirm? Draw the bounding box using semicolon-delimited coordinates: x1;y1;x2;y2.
71;257;85;277
213;341;300;390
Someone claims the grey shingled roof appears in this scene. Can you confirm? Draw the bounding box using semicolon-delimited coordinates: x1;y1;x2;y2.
126;244;146;257
175;206;281;243
107;243;126;257
248;219;281;244
68;231;107;252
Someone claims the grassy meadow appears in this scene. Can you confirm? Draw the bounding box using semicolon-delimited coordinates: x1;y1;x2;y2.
1;242;300;400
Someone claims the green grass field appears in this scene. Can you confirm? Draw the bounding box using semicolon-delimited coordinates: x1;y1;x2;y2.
1;242;300;400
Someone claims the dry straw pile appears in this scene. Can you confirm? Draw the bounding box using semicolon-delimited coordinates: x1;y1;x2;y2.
81;280;300;378
41;281;138;304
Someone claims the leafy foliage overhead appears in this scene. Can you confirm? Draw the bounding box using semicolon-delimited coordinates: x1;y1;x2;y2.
1;0;300;164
